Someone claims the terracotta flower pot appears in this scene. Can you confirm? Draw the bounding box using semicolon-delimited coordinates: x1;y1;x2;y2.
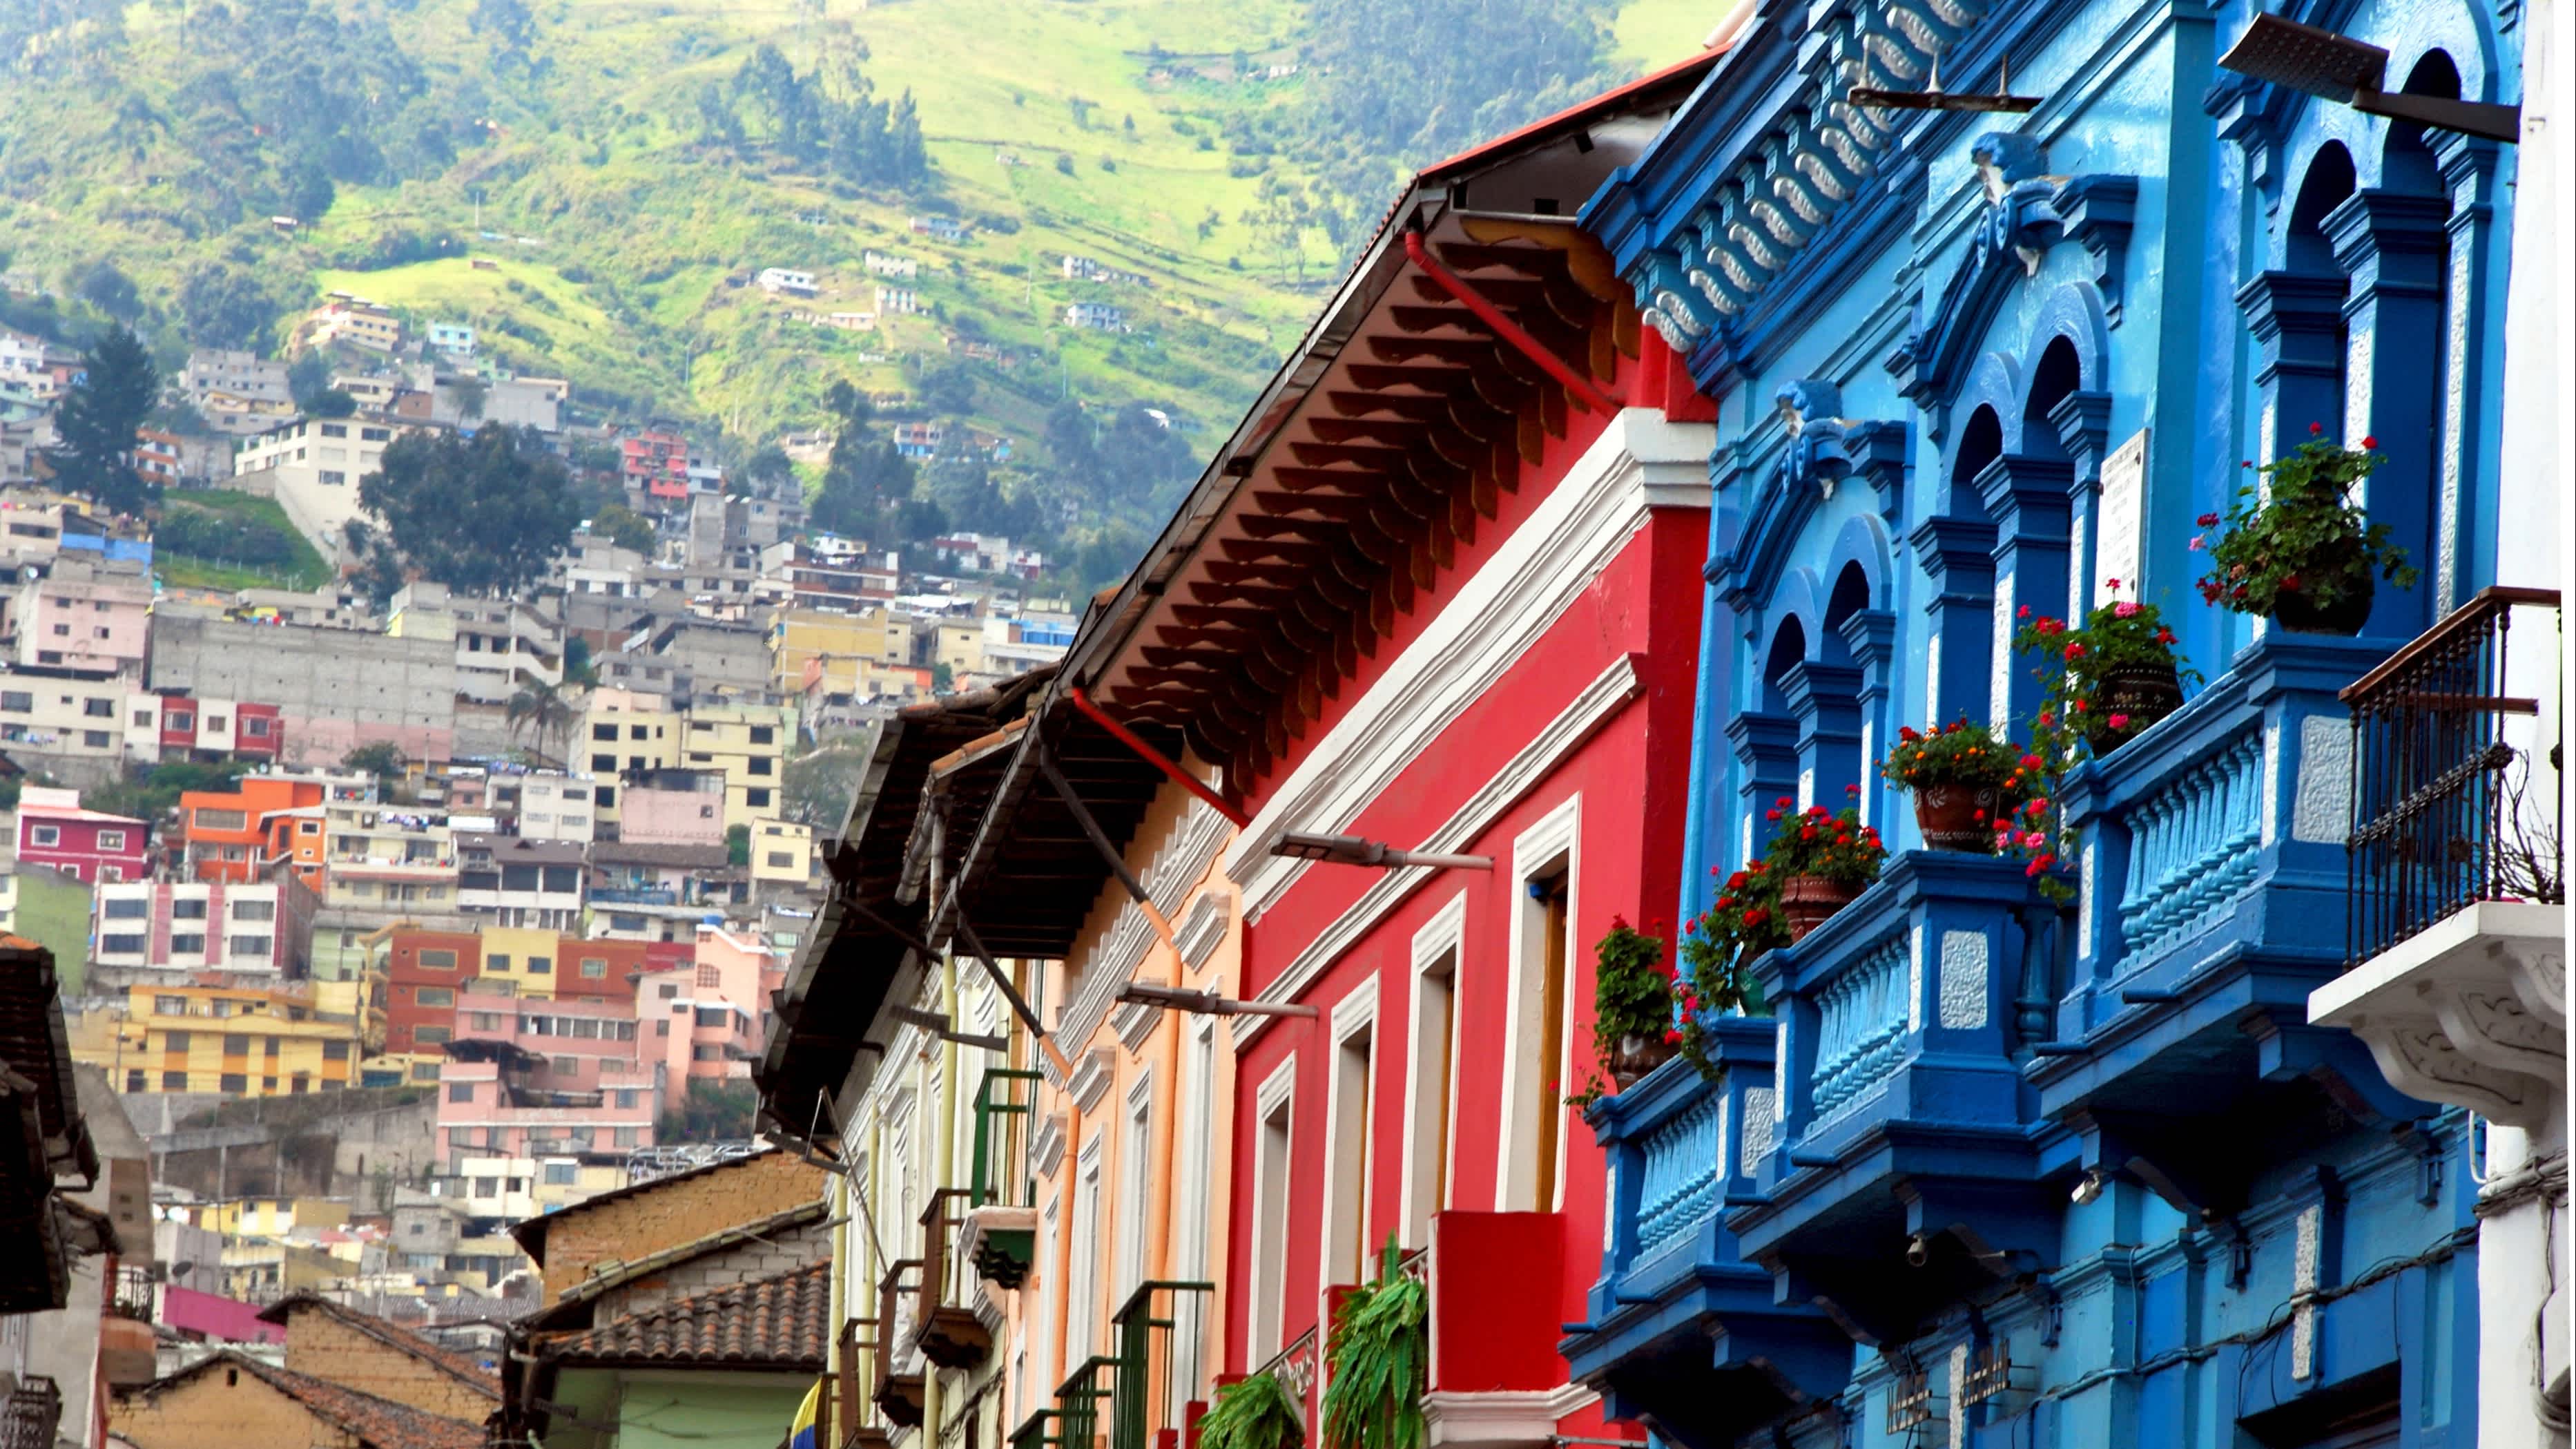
2084;662;2185;758
1609;1033;1678;1088
1779;874;1860;941
2273;567;2374;635
1912;784;2003;852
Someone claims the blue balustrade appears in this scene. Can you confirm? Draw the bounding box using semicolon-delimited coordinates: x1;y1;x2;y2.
1630;1086;1725;1258
2114;727;2263;964
1808;929;1908;1122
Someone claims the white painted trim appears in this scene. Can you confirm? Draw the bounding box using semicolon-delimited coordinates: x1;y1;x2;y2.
1232;654;1644;1046
1319;975;1382;1288
1248;1055;1299;1365
1175;892;1232;972
1068;1048;1118;1114
1056;800;1232;1058
1422;1385;1602;1449
1496;794;1581;1215
1398;891;1469;1242
1222;410;1714;917
1112;999;1161;1055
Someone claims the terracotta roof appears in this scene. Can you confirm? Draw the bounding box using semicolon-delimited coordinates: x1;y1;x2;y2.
253;1292;503;1397
139;1350;486;1449
539;1259;831;1369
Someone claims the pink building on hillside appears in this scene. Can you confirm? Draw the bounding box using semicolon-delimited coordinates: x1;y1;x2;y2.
637;962;763;1084
12;785;148;883
12;557;151;673
432;1059;657;1169
449;988;660;1106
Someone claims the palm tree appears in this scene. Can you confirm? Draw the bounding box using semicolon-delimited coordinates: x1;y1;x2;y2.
505;676;577;765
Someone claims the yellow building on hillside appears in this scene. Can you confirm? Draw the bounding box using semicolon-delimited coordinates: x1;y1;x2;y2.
675;701;797;832
474;924;564;999
75;982;366;1096
582;688;682;834
770;606;914;698
748;819;814;886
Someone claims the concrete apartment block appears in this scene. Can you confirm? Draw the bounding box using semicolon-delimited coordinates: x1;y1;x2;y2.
148;614;458;763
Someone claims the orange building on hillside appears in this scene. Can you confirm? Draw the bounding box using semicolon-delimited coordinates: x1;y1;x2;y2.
180;777;329;890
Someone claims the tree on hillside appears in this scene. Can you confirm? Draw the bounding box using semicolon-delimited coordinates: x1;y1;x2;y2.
50;325;159;517
176;262;282;354
589;503;656;555
711;43;928;188
342;742;406;794
72;260;142;323
360;426;581;595
809;389;918;541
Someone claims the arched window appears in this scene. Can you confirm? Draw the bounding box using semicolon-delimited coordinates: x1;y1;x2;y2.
1920;407;2004;726
2276;142;2356;445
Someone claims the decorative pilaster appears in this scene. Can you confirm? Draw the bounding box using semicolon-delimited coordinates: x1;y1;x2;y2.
1840;608;1899;831
1781;662;1865;814
1727;711;1799;864
2049;390;2115;615
2430;132;2504;615
1908;515;1997;729
2324;189;2452;640
2236;269;2349;465
1975;454;2075;731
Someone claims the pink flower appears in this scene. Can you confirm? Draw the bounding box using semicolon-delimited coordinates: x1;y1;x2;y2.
2361;434;2378;449
1776;796;1794;808
1766;808;1783;821
2108;713;2130;730
2115;602;2140;618
2309;421;2324;435
2107;577;2122;591
2017;604;2032;619
2022;831;2047;849
2197;512;2220;527
2064;642;2087;660
2189;535;2205;552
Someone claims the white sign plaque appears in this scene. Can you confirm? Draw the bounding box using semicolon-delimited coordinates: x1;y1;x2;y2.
2093;428;2149;607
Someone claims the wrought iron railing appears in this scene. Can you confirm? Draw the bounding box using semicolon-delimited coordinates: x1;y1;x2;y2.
1111;1280;1213;1449
971;1068;1043;1208
2343;587;2564;964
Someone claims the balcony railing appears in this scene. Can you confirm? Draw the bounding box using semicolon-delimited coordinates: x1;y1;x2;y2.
590;887;679;905
2341;586;2563;965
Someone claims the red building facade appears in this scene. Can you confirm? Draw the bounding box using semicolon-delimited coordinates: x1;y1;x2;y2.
1050;56;1725;1448
382;928;483;1054
12;787;149;884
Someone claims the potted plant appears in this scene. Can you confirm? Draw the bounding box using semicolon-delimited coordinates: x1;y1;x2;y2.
2194;424;2419;634
1321;1236;1425;1449
1674;864;1787;1078
1880;719;2038;850
2011;583;2198;759
1583;917;1681;1092
1752;791;1886;940
1201;1370;1307;1449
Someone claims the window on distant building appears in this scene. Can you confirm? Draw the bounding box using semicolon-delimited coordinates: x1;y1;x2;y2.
171;933;207;954
414;1026;452;1046
27;825;58;847
193;808;246;832
229;936;272;959
126;1070;146;1093
766;852;795;869
97;829;125;851
233;899;274;921
746;787;772;809
163;1072;188;1091
0;692;29;713
83;698;111;718
418;949;458;970
244;717;271;737
173;898;208;919
219;1073;246;1093
580;958;606;978
416;987;454;1008
83;731;110;749
322;1041;350;1060
99;934;144;955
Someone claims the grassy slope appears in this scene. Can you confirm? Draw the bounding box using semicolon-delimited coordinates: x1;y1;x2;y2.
7;0;1705;517
153;491;333;592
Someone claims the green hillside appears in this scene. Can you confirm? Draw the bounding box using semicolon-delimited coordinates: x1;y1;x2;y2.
0;0;1703;559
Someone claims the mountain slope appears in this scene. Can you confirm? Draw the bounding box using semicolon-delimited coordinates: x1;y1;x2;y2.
0;0;1703;554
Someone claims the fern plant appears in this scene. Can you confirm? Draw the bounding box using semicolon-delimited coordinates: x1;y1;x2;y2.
1321;1237;1428;1449
1199;1369;1306;1449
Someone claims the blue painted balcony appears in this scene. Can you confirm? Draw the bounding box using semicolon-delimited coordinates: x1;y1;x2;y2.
1727;852;2061;1346
1560;1019;1848;1449
2036;633;2434;1217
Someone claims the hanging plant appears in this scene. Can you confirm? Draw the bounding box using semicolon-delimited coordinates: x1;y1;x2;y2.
1568;917;1681;1104
1200;1370;1307;1449
2194;425;2419;633
2006;583;2202;902
1675;863;1783;1079
1321;1237;1426;1449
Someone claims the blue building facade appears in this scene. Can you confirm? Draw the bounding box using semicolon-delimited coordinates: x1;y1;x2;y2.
1559;0;2528;1443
